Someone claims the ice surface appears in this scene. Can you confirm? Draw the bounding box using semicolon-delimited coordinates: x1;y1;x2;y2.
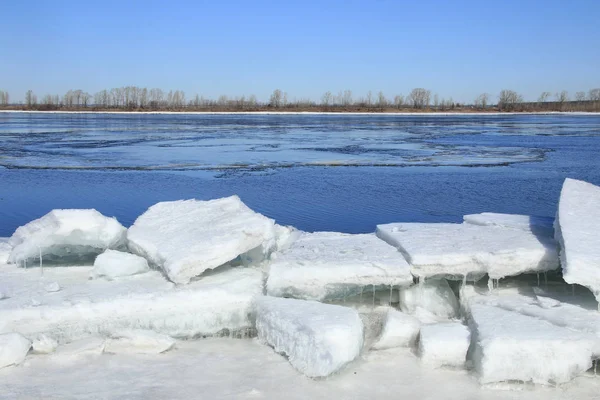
104;330;175;354
418;322;470;368
54;337;105;357
92;249;150;280
399;279;459;319
266;232;413;300
469;304;596;384
371;309;421;350
0;264;263;342
127;196;277;284
32;334;58;354
7;209;127;266
376;223;558;280
0;333;31;368
463;212;554;237
555;178;600;301
255;296;363;377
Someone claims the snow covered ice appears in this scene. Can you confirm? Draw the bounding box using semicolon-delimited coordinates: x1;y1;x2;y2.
92;249;150;279
376;222;559;280
32;334;58;354
7;209;127;266
54;336;106;358
0;264;264;342
127;196;278;284
0;238;11;264
266;232;413;301
469;304;596;385
418;322;470;368
399;278;460;319
255;296;364;377
463;212;554;238
555;178;600;302
104;330;175;354
0;333;31;369
371;308;421;350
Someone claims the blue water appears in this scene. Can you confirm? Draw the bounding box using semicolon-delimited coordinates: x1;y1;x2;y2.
1;112;599;237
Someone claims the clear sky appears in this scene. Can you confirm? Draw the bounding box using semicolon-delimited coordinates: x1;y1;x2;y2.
1;0;599;103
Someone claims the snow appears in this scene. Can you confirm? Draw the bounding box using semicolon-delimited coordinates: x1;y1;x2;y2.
92;249;150;280
127;196;277;284
371;309;421;350
54;337;106;358
7;209;127;266
376;223;559;280
399;278;460;319
469;304;596;385
463;212;554;237
254;296;364;377
266;232;413;301
0;238;10;264
555;178;600;301
104;330;175;354
32;334;58;354
418;322;470;368
0;263;263;342
0;333;31;369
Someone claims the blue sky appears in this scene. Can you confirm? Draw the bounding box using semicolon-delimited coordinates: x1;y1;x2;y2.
1;0;599;103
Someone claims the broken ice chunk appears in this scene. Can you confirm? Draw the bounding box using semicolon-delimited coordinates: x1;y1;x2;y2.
92;250;150;280
418;322;470;368
399;278;459;319
0;333;31;368
371;308;421;350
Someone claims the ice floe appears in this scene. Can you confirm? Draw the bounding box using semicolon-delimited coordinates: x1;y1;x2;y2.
91;249;150;280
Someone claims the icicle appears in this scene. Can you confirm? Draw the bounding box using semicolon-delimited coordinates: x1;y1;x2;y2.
372;284;376;308
595;360;597;376
389;284;393;305
544;272;548;287
343;287;347;304
39;247;43;277
359;287;363;305
487;277;493;292
537;273;540;287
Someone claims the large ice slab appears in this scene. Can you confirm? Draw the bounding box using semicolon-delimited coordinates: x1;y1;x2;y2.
0;264;263;342
463;212;554;237
376;223;558;280
371;309;420;350
8;210;127;266
399;279;459;319
418;322;470;368
266;232;412;301
127;196;277;284
555;178;600;300
255;296;363;377
91;250;150;280
0;333;31;369
470;304;596;384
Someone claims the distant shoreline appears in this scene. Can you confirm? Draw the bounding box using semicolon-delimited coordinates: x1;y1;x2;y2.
1;109;599;116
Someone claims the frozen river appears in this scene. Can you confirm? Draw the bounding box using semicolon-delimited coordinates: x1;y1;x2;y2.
1;112;599;236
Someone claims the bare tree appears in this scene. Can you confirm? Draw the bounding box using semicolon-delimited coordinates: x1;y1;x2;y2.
474;93;489;109
25;90;37;108
497;90;523;111
408;88;431;109
366;90;372;107
589;88;600;101
343;90;353;106
575;92;586;102
433;94;439;108
270;89;283;108
555;91;569;103
321;91;332;106
377;91;387;108
0;90;9;105
393;94;404;109
538;92;551;103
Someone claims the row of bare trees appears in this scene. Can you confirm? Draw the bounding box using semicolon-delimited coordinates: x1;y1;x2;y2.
2;87;600;112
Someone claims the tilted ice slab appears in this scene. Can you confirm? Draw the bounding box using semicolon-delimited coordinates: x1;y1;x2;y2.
469;304;596;385
127;196;277;284
0;264;263;342
266;232;413;301
8;209;127;266
376;223;559;280
555;178;600;301
255;296;363;378
91;249;150;280
0;333;31;369
463;212;554;238
418;322;470;368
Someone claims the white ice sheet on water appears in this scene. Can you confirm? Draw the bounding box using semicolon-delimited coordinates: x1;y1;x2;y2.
376;223;559;280
266;232;412;300
255;296;363;377
555;178;600;301
463;212;554;237
127;196;277;284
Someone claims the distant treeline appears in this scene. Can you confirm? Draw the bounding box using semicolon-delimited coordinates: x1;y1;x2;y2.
0;87;599;112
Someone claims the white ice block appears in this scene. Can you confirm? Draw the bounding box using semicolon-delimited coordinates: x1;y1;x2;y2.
376;223;558;280
555;178;600;300
0;238;11;264
92;249;150;280
399;279;459;319
463;212;554;237
470;304;595;384
372;309;421;350
8;209;127;265
127;196;277;284
267;232;413;301
418;322;470;368
255;296;363;377
0;333;31;368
